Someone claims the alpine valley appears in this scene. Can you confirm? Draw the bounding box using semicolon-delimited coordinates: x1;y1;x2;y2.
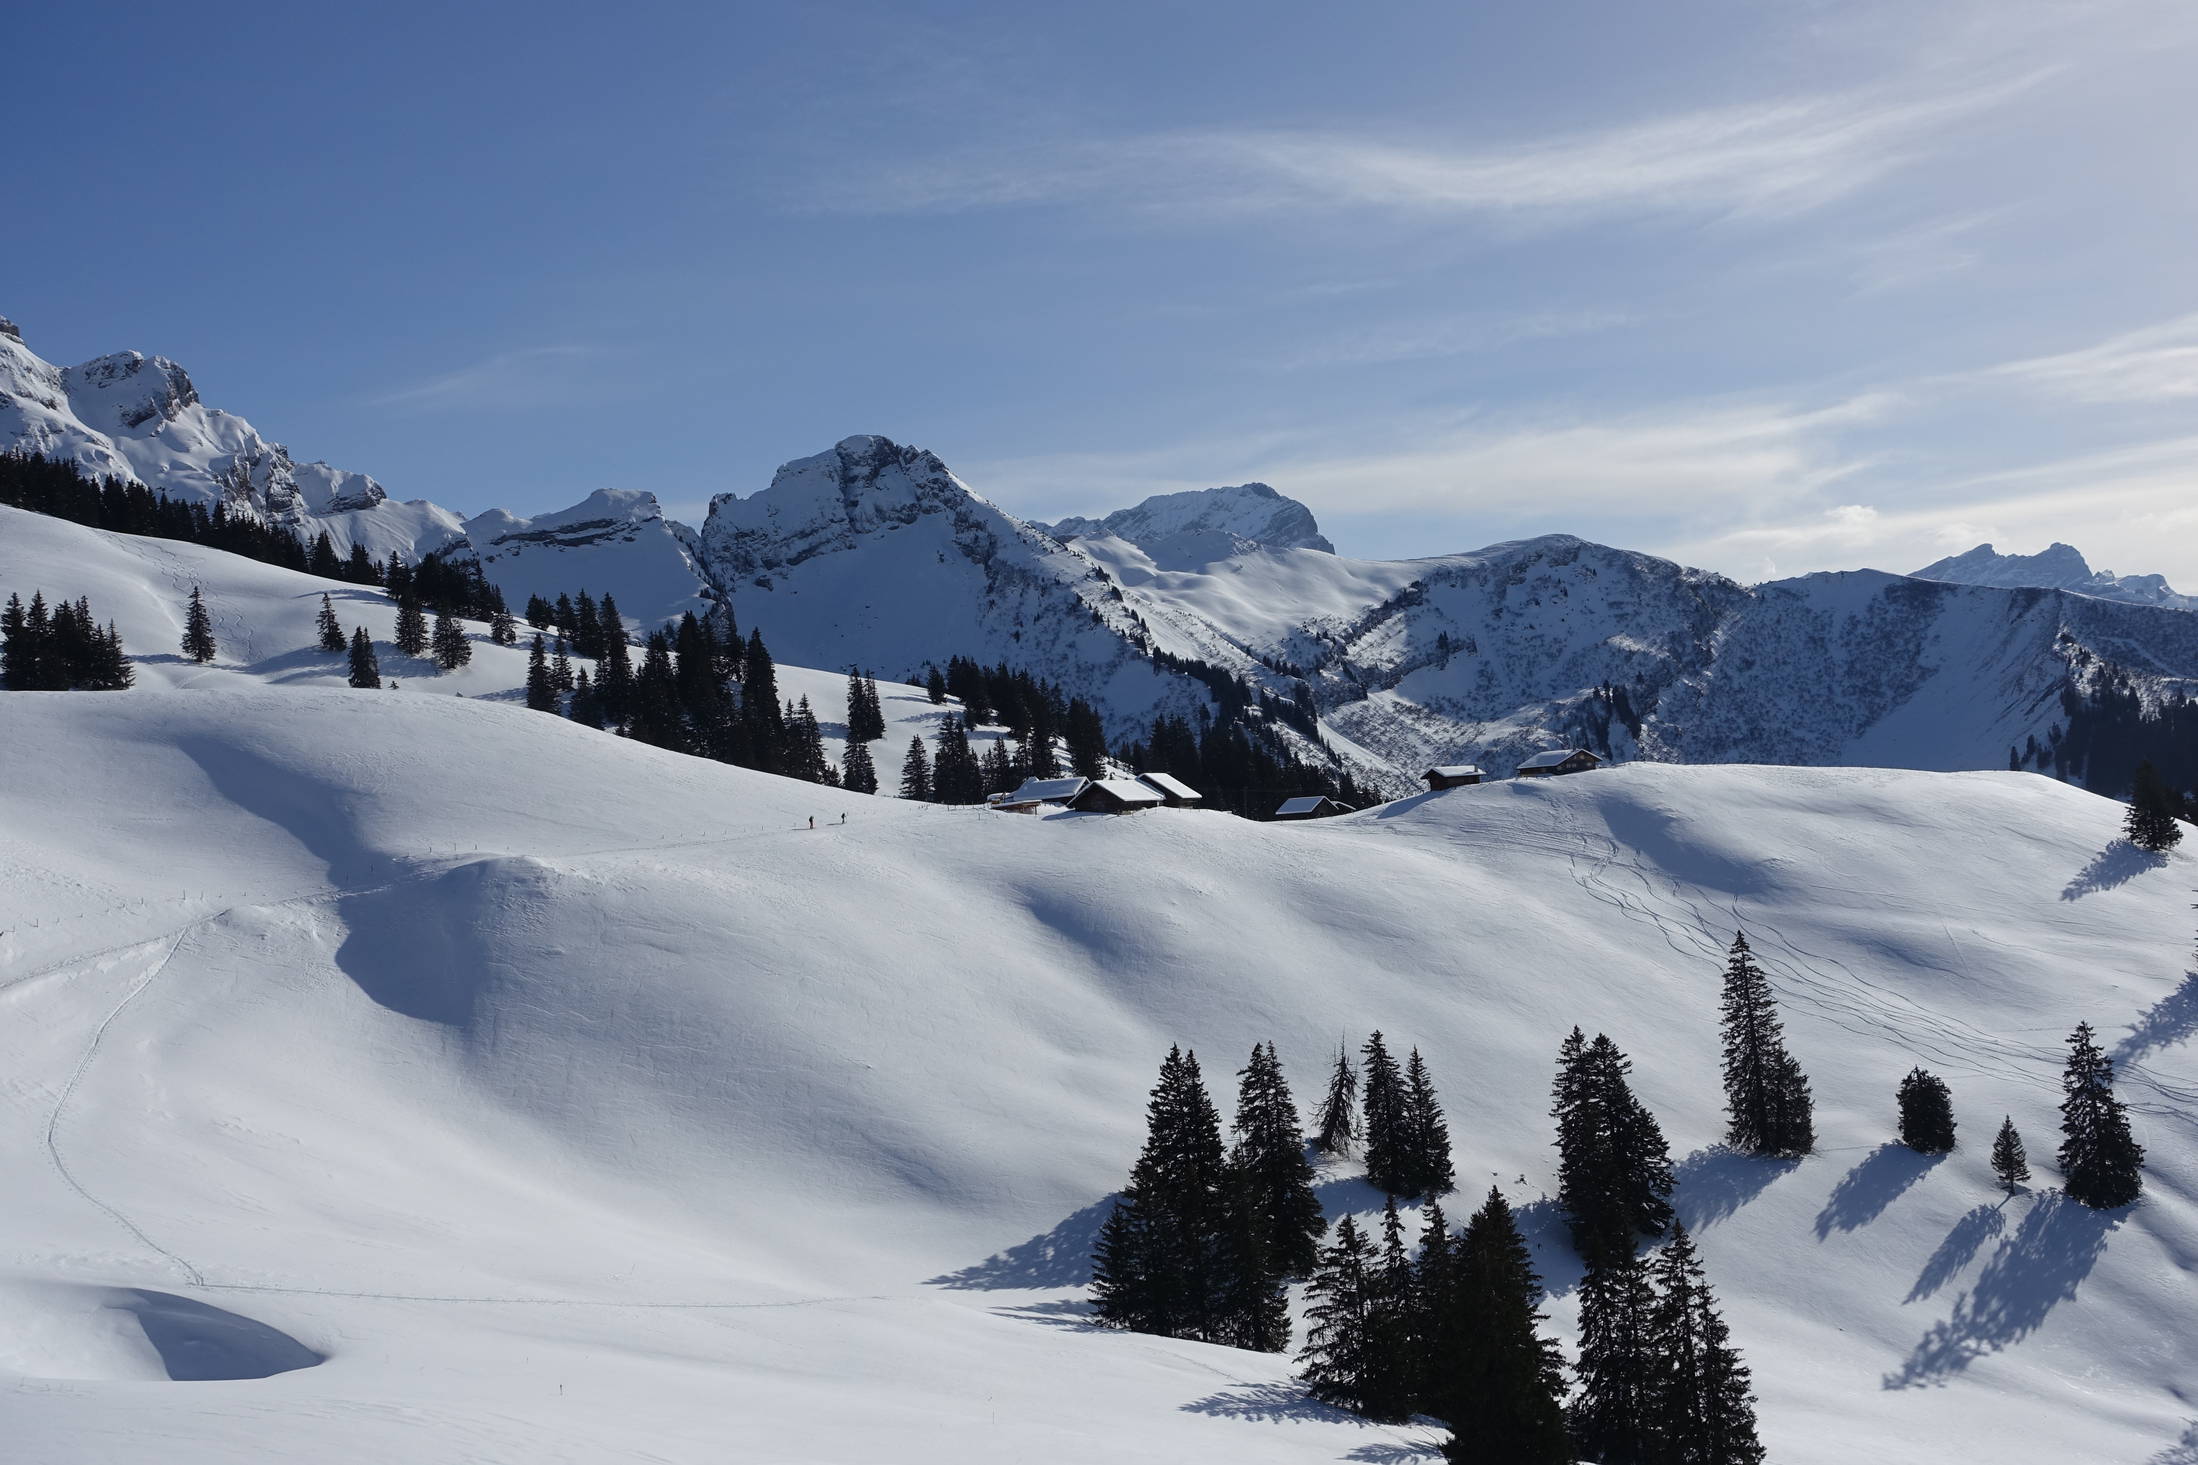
3;308;2196;1465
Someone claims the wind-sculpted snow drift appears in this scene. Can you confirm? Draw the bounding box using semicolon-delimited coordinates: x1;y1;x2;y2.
0;672;2192;1462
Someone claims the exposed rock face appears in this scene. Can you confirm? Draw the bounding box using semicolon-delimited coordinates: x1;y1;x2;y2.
1915;542;2197;611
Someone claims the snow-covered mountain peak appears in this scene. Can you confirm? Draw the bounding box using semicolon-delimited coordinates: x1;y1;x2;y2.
1049;481;1335;562
61;350;203;432
1913;541;2197;610
0;315;22;341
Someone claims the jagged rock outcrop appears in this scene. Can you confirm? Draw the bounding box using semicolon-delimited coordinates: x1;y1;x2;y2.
1047;482;1334;562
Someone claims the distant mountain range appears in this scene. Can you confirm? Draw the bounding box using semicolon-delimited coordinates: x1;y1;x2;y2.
8;310;2197;789
1914;541;2198;611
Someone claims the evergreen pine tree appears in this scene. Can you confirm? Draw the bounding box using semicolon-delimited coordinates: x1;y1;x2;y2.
597;595;634;725
2058;1022;2144;1208
345;540;378;584
1361;1031;1410;1195
315;593;345;653
1;592;28;689
1411;1200;1457;1417
489;607;518;646
1896;1068;1957;1154
1311;1043;1360;1158
932;714;984;803
925;666;947;704
1217;1179;1293;1354
525;593;552;630
1230;1043;1326;1279
2126;759;2184;852
1362;1198;1421;1423
1298;1215;1385;1416
308;529;341;578
1569;1253;1659;1465
1555;1029;1676;1267
786;695;832;782
568;668;604;729
625;632;690;750
551;636;575;692
1090;1047;1235;1342
846;670;887;743
1065;696;1110;779
1991;1116;2031;1195
1719;933;1814;1156
1402;1047;1456;1197
899;736;931;801
1439;1189;1570;1465
1644;1225;1764;1465
346;626;381;689
394;594;429;657
430;606;471;670
525;634;558;712
842;737;879;794
181;586;217;663
736;629;781;768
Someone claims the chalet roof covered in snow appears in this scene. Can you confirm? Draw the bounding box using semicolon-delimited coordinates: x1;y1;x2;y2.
1134;771;1201;802
1004;776;1090;804
1424;765;1483;779
1274;795;1333;817
1081;778;1164;807
1517;749;1593;771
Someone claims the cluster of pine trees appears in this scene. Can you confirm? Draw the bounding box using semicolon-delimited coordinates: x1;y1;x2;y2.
0;451;511;626
1311;1033;1456;1197
2124;760;2186;852
0;591;133;689
1092;1045;1324;1350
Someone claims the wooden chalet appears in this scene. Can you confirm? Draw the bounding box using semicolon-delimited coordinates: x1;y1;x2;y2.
1273;794;1355;821
1515;748;1602;778
1421;764;1485;791
1069;778;1167;815
1135;771;1203;807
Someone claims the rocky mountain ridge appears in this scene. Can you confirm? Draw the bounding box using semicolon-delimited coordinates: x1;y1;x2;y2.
10;311;2196;789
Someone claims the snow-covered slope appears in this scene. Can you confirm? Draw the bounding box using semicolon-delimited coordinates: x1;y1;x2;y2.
0;680;2191;1464
0;503;1011;786
1914;542;2198;612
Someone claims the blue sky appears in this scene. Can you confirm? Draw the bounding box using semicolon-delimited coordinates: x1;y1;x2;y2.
8;0;2197;584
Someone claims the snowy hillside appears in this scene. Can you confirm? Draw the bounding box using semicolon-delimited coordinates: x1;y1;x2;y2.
0;504;1016;783
0;678;2191;1464
1048;481;1337;559
457;489;718;631
1915;542;2198;612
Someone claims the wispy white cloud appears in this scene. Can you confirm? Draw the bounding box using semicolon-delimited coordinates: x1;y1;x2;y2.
369;346;615;413
809;69;2048;226
1981;311;2198;403
1663;432;2198;583
1265;309;1638;371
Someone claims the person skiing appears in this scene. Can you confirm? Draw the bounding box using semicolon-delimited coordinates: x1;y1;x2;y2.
808;816;816;830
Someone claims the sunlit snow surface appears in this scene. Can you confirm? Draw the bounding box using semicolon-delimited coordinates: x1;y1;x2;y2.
1;508;2194;1463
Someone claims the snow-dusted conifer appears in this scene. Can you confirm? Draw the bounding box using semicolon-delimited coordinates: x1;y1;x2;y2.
842;738;878;794
1896;1068;1957;1154
1091;1047;1234;1342
346;626;380;688
2126;760;2183;852
525;634;557;712
1644;1225;1763;1465
393;595;428;658
1992;1115;2030;1194
316;593;345;653
1312;1043;1360;1157
181;586;217;663
1719;933;1813;1156
1569;1252;1658;1464
899;736;931;801
1230;1042;1325;1279
1440;1188;1569;1465
1403;1047;1456;1198
430;606;471;670
1298;1215;1384;1416
1361;1031;1409;1194
2058;1022;2144;1208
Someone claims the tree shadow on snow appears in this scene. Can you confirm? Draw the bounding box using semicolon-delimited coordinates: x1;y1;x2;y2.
1183;1380;1369;1425
2148;1419;2198;1465
1344;1443;1446;1463
925;1195;1117;1290
2061;839;2166;900
989;1298;1100;1331
1672;1145;1801;1230
1313;1172;1402;1221
1814;1144;1943;1239
1883;1193;2117;1389
2117;971;2198;1068
1904;1202;2007;1303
